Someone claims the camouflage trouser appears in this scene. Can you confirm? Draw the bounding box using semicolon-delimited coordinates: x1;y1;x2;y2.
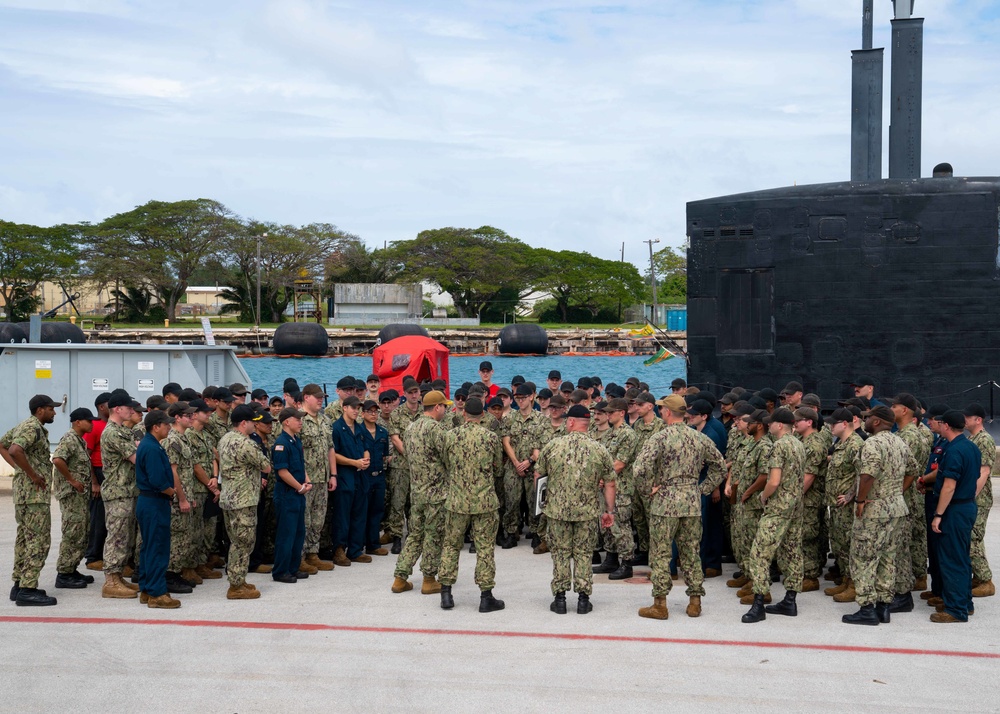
829;503;854;579
747;507;803;595
202;514;218;561
439;509;499;590
971;483;992;582
394;499;444;579
817;503;830;568
632;488;650;552
649;514;703;597
801;499;822;579
893;505;914;594
224;506;257;587
906;487;927;580
851;514;899;607
601;499;634;561
546;518;597;595
731;501;748;568
56;492;90;574
168;501;200;571
303;484;328;556
384;466;410;538
103;497;136;574
503;465;537;535
734;505;764;572
13;503;51;589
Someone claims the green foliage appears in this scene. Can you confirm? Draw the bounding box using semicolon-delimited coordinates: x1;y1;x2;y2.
533;249;646;322
645;245;687;302
326;237;401;285
0;221;80;322
105;286;167;323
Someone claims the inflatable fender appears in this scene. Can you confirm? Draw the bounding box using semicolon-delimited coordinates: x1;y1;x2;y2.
497;324;547;355
375;323;429;347
273;322;329;356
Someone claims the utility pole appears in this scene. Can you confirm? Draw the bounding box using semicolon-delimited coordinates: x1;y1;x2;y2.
256;232;266;328
644;238;660;326
617;241;624;322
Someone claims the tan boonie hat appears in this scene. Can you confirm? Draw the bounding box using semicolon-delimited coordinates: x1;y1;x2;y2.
422;390;453;407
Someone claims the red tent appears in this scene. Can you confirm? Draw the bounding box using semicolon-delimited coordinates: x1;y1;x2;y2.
372;335;450;395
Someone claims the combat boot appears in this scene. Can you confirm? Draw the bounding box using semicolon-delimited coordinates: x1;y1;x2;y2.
379;533;394;545
930;611;963;623
196;564;222;579
391;537;402;555
122;564;135;578
591;550;602;564
71;571;94;584
421;576;442;594
927;596;944;607
577;593;593;614
310;553;337;570
391;577;413;593
251;564;273;574
727;573;749;588
825;580;848;596
102;574;137;599
440;585;454;610
920;590;936;600
842;604;879;625
823;565;840;581
550;592;567;614
765;591;797;616
593;551;620;574
469;542;476;554
366;547;389;556
833;579;856;603
741;594;766;623
875;602;891;623
911;575;927;591
632;551;649;566
800;578;819;592
740;592;771;605
85;560;103;571
686;596;702;618
181;568;203;585
139;591;149;604
55;573;86;589
737;582;753;598
972;580;995;598
704;568;722;578
9;581;19;602
887;592;914;613
608;560;633;581
298;560;319;575
350;554;373;563
479;589;505;612
532;540;549;555
147;593;181;609
207;554;225;569
638;596;668;620
226;584;260;600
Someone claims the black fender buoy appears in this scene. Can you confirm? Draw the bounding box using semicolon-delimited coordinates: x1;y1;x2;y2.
18;322;86;343
375;323;429;347
0;322;27;344
273;322;329;356
497;324;547;355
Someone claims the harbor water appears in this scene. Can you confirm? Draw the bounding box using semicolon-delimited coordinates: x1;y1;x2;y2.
240;354;687;398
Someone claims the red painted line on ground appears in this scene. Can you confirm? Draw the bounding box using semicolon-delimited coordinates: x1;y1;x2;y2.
1;615;996;660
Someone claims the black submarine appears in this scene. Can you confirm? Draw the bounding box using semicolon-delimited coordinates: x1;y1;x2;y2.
686;0;1000;412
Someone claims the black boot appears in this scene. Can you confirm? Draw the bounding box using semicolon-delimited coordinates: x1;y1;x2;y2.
550;592;567;614
732;570;744;580
765;590;797;617
15;588;57;607
501;534;517;549
769;562;781;583
632;550;649;566
391;537;402;555
71;570;95;584
530;533;541;549
577;593;593;614
592;550;602;565
843;604;880;625
55;573;87;589
469;542;476;554
165;573;193;594
440;585;454;610
479;589;505;612
9;581;19;602
875;602;891;623
741;594;767;623
608;560;634;581
593;552;620;574
887;591;914;613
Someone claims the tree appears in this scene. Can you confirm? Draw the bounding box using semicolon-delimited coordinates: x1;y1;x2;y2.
386;227;540;318
0;221;80;322
325;238;402;285
88;199;235;321
645;244;687;303
105;286;166;323
533;249;646;322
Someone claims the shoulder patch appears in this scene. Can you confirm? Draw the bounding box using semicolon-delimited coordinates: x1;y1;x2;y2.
274;444;284;451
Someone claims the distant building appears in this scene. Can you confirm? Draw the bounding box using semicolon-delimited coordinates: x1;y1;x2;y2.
0;281;236;317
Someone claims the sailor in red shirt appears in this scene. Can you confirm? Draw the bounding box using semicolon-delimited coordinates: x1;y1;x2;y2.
83;393;111;570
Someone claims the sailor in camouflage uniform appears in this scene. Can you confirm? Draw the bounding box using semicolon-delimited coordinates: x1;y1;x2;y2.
186;399;222;575
1;395;59;606
437;398;505;612
392;391;451;595
218;405;272;599
793;407;827;592
385;382;423;551
734;410;771;601
890;394;931;600
500;384;544;546
164;402;201;586
842;406;919;625
634;395;726;620
99;392;142;599
742;408;806;623
300;385;336;572
532;393;568;554
823;408;864;602
592;398;639;579
629;393;664;564
964;404;995;598
51;408;97;590
535;405;617;615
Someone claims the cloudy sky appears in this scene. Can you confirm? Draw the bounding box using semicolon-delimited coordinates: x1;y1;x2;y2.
1;0;997;270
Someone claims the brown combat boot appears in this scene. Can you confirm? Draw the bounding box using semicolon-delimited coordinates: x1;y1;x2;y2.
533;540;549;555
366;547;389;556
391;576;413;593
122;564;135;578
833;579;856;603
252;564;273;574
298;559;319;575
911;575;927;591
825;580;848;596
86;560;103;571
421;576;442;594
139;591;149;604
704;568;722;578
727;573;749;588
351;554;373;563
331;549;351;568
207;554;225;569
972;580;995;598
920;590;935;600
148;593;181;609
801;578;820;592
686;596;702;618
737;582;753;598
227;584;260;600
638;596;668;620
927;596;944;607
379;533;394;545
102;574;137;599
121;577;140;592
740;592;771;605
930;611;962;623
181;567;203;585
196;564;222;579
